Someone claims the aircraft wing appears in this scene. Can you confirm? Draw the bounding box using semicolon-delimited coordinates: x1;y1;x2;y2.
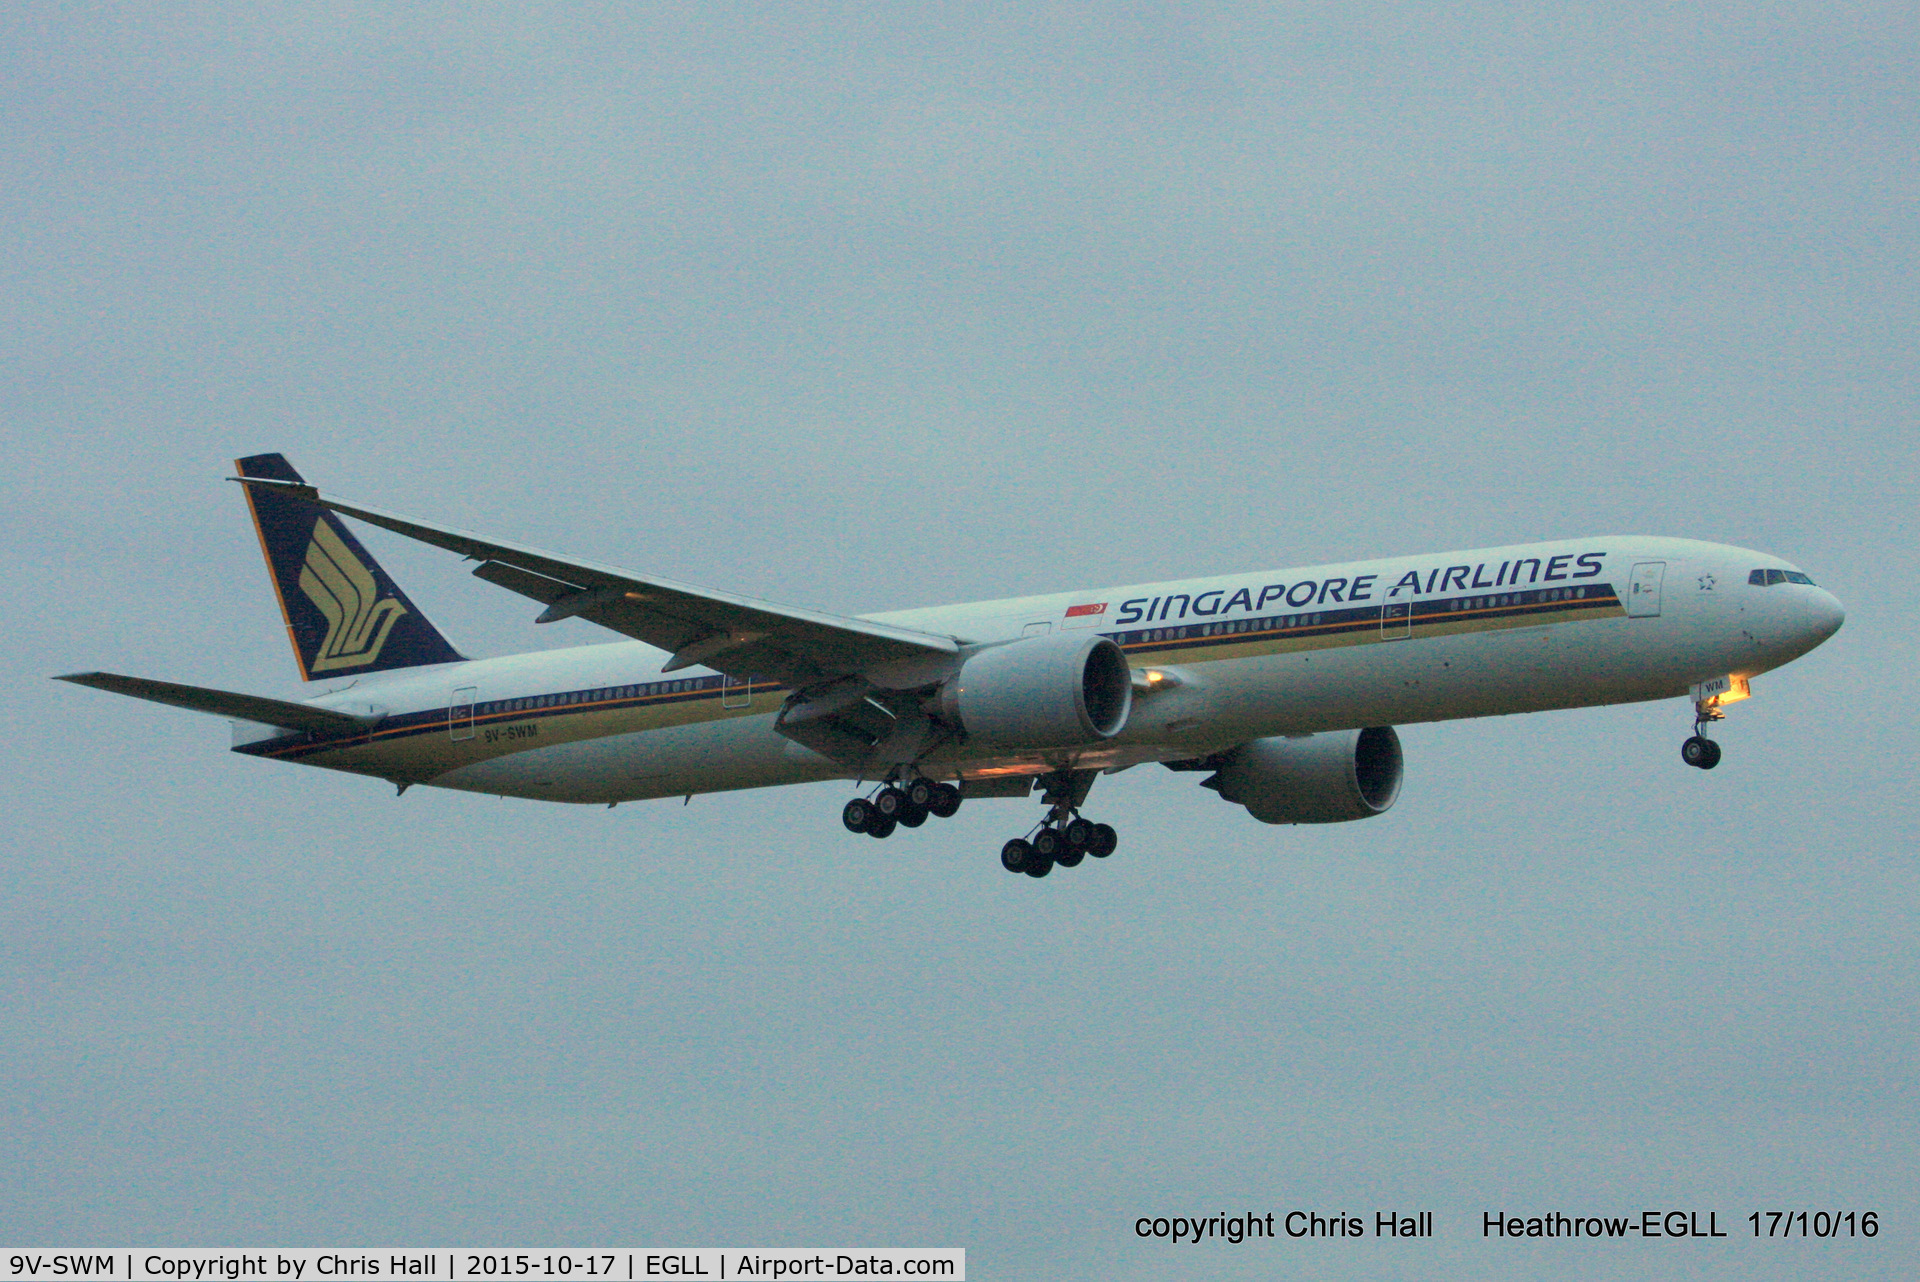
57;672;370;735
232;477;958;687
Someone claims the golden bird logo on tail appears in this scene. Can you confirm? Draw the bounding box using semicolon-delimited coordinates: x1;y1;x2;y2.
299;519;408;672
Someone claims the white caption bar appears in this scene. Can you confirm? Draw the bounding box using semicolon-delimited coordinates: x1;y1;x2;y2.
0;1252;964;1282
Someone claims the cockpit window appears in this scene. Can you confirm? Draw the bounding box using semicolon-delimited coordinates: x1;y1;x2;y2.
1748;568;1817;586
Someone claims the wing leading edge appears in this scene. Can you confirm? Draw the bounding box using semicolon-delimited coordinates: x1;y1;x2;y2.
229;477;959;690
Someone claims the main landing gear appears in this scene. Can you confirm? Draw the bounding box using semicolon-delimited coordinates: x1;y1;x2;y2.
841;776;964;840
998;819;1117;879
1682;699;1724;770
996;769;1118;880
836;767;1122;880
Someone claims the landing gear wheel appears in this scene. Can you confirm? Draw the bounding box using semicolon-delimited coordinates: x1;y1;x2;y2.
1001;839;1034;873
874;787;908;818
1062;817;1094;850
896;803;929;828
1682;736;1722;769
866;814;898;839
929;783;962;819
1088;823;1118;858
1032;827;1063;860
1054;845;1085;868
842;798;874;833
1024;856;1055;879
905;779;936;810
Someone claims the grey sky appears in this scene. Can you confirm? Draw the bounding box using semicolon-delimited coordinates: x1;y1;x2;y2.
4;3;1915;1276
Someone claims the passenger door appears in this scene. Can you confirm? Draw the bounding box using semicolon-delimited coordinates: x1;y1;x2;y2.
448;685;477;741
1627;562;1665;617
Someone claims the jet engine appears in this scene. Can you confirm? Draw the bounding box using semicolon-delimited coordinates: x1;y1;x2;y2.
1205;727;1403;824
938;632;1133;749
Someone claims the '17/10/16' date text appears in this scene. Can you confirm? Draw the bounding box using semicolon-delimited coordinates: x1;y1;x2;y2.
1750;1212;1878;1238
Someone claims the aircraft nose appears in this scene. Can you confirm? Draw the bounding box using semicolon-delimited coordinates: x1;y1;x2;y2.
1804;589;1846;643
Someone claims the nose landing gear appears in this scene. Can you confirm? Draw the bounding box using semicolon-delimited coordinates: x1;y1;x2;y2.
1682;696;1725;770
1681;734;1722;769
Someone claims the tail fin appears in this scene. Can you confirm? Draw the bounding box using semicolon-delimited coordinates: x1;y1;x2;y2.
236;453;464;680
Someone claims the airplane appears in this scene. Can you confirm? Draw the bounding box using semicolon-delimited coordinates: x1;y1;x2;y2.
59;454;1845;879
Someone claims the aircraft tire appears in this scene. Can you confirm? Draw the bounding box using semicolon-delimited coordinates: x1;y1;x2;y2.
897;804;928;828
1682;736;1714;768
1700;739;1722;769
1054;846;1085;868
842;798;874;833
875;787;907;818
1089;824;1117;858
1032;828;1062;859
929;784;962;818
1023;856;1055;879
905;779;936;809
1001;839;1034;872
1062;818;1094;851
867;814;898;839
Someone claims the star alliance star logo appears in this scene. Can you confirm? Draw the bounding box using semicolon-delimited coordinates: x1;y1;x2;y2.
1698;574;1716;591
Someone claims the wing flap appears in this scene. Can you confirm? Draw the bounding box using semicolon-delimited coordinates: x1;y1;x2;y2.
471;559;580;606
57;672;370;735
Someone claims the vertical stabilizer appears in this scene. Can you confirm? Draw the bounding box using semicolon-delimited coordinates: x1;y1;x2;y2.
236;453;465;680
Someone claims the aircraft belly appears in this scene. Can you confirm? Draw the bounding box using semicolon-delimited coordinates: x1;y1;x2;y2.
432;716;843;804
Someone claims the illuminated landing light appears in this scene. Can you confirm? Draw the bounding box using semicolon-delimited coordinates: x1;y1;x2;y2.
1690;674;1751;719
1133;668;1184;692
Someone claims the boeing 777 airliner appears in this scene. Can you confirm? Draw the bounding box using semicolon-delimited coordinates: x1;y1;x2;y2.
60;455;1845;878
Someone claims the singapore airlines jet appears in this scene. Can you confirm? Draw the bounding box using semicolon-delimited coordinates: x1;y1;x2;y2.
60;454;1844;879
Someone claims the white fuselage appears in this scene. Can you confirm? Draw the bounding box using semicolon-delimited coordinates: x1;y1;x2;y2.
233;536;1844;805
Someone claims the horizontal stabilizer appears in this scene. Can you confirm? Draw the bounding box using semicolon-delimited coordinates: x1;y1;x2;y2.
56;672;370;735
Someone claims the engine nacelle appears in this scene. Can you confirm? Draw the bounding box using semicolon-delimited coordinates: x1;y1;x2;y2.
1208;727;1403;824
939;632;1133;749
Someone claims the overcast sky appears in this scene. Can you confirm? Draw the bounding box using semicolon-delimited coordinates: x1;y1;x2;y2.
3;3;1915;1276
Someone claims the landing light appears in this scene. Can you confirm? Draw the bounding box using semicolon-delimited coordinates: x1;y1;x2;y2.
1691;674;1751;710
1134;668;1183;692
